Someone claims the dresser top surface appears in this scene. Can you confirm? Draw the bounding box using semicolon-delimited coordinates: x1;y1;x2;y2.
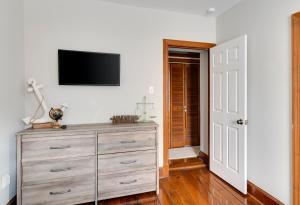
18;121;158;135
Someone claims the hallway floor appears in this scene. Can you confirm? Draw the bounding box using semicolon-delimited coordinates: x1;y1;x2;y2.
169;146;200;160
95;167;262;205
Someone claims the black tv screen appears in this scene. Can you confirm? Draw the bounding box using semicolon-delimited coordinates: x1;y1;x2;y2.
58;49;120;86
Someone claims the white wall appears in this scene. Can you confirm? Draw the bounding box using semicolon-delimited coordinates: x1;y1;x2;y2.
217;0;300;204
24;0;216;166
0;0;24;204
200;51;209;154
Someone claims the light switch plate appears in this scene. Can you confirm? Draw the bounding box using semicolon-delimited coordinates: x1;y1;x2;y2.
149;86;154;95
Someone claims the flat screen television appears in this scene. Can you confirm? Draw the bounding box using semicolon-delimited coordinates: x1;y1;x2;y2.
58;49;120;86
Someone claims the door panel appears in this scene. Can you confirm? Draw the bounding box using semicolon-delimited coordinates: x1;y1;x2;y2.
212;72;223;112
170;62;200;148
227;71;238;113
170;63;185;148
210;35;247;194
212;123;223;163
185;64;200;146
227;126;239;172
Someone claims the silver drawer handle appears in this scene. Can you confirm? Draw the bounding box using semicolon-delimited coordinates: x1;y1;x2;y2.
50;167;72;172
49;189;71;195
120;160;137;165
120;140;136;144
119;180;137;185
49;145;71;150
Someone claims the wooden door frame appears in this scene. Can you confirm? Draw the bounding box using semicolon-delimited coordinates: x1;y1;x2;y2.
292;12;300;205
161;39;216;178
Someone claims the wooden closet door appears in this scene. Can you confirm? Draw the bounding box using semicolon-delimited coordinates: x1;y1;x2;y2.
185;64;200;146
170;63;185;148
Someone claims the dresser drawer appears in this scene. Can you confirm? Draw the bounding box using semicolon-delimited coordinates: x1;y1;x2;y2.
22;134;96;162
98;150;156;175
22;156;96;186
98;131;156;154
22;175;95;205
98;169;156;200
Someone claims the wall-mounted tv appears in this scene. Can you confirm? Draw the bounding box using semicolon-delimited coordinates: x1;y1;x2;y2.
58;49;120;86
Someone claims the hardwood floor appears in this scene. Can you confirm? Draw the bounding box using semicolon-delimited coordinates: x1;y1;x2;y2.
159;168;262;205
97;192;159;205
87;167;262;205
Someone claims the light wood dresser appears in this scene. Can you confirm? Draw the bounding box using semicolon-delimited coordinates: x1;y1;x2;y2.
17;122;159;205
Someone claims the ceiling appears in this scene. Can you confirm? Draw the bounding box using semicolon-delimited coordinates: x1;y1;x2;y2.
96;0;243;17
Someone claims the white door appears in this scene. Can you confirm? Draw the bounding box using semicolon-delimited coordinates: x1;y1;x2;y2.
209;35;247;194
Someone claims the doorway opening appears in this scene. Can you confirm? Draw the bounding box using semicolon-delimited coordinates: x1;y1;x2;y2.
162;36;248;195
168;48;207;170
161;39;215;177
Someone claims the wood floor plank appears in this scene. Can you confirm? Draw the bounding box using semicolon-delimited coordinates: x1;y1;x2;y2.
82;167;263;205
165;171;199;205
